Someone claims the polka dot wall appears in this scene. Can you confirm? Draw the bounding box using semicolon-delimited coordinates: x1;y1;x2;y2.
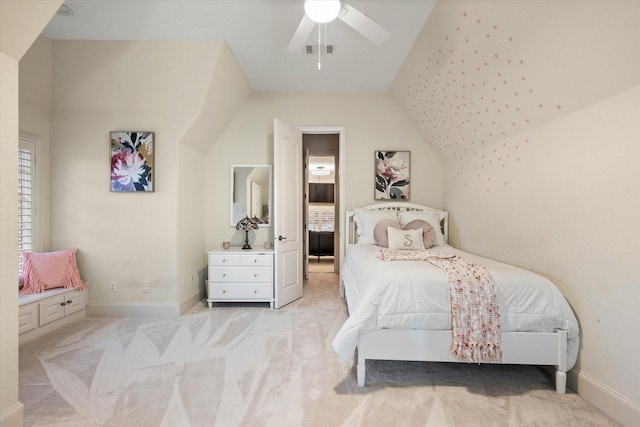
397;8;564;192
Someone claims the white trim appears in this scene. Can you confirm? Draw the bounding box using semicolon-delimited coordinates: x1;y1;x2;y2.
0;402;24;427
568;370;640;427
87;302;180;318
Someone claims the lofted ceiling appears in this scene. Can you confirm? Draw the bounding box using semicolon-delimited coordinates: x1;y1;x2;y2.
42;0;436;92
40;0;640;167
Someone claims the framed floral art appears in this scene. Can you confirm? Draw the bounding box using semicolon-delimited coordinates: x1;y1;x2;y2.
374;151;410;200
110;131;154;192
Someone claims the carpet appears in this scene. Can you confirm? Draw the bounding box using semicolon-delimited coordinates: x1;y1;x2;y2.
19;272;620;426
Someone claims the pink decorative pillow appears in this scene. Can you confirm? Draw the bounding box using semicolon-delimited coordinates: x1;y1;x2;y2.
374;220;401;248
19;249;87;294
403;219;436;249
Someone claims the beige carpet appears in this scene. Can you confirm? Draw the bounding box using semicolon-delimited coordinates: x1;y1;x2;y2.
19;272;620;427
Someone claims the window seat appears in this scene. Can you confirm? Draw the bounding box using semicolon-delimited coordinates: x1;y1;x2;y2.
18;287;87;345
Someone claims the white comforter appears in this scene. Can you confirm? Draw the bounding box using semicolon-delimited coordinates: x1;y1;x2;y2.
332;244;579;369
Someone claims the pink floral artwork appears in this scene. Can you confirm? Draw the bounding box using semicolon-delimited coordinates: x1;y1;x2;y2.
375;151;410;200
110;131;154;192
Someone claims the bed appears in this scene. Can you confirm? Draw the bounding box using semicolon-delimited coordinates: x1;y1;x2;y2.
332;203;579;393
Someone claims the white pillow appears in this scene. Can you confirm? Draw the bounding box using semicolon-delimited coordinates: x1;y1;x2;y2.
398;210;446;246
353;208;398;245
387;227;425;251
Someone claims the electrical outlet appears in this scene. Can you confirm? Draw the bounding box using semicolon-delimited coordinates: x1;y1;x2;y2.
109;281;116;292
142;281;150;293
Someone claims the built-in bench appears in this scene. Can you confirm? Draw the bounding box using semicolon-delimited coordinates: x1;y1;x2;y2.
18;287;87;345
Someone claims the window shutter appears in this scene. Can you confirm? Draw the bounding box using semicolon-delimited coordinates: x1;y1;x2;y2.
18;140;35;275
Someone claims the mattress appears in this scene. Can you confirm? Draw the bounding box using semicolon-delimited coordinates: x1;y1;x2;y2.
333;244;579;368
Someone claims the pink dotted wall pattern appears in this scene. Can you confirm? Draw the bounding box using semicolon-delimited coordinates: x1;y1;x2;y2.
393;1;640;192
400;10;559;163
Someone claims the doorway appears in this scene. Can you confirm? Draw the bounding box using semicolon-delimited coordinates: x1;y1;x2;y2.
307;154;335;274
302;133;340;280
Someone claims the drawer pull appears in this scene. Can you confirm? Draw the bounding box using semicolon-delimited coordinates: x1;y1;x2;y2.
222;259;226;263
67;300;73;304
222;290;226;294
60;302;66;306
223;274;227;277
254;274;258;277
254;290;258;294
254;259;257;263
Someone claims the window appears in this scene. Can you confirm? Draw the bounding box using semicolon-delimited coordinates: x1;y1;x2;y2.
18;135;37;278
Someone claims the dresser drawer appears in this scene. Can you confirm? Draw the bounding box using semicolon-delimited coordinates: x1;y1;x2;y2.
208;283;272;300
209;267;272;282
241;254;272;266
209;253;242;266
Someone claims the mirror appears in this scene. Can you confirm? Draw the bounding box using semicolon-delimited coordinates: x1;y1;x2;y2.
230;164;272;227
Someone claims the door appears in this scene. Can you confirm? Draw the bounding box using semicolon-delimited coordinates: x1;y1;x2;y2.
303;148;310;280
273;119;304;308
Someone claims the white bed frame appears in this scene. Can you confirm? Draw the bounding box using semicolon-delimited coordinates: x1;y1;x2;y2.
344;203;568;393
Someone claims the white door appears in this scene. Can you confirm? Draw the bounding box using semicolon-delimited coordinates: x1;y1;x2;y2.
273;119;303;308
303;148;310;281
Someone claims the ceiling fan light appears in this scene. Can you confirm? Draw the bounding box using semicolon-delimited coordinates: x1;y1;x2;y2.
312;166;331;176
304;0;341;24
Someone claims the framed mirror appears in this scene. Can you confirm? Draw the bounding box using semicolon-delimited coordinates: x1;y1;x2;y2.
230;164;272;227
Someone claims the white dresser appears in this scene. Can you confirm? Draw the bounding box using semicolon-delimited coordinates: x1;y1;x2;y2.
207;247;274;308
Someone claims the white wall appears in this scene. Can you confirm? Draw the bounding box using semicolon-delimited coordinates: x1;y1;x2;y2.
176;143;206;311
444;85;640;424
205;92;444;252
46;40;249;315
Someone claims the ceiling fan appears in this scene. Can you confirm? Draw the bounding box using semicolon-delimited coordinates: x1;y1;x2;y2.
286;0;391;54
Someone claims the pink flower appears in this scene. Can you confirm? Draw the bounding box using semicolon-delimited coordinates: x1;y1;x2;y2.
111;150;150;191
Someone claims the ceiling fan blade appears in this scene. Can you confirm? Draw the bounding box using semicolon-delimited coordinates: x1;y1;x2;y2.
338;3;391;45
287;14;316;54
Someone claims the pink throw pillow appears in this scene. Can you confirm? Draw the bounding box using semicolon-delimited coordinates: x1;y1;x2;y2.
374;220;401;248
19;249;87;294
403;220;436;248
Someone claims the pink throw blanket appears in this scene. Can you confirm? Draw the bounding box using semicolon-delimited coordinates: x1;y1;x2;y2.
376;249;503;363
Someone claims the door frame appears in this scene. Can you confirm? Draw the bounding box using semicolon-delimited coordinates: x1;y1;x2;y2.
299;126;345;275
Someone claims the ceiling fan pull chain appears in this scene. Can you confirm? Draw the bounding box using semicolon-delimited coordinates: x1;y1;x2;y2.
318;23;322;70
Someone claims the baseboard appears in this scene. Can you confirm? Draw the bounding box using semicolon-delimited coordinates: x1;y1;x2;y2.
87;302;179;317
0;402;23;427
568;370;640;427
178;291;203;314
